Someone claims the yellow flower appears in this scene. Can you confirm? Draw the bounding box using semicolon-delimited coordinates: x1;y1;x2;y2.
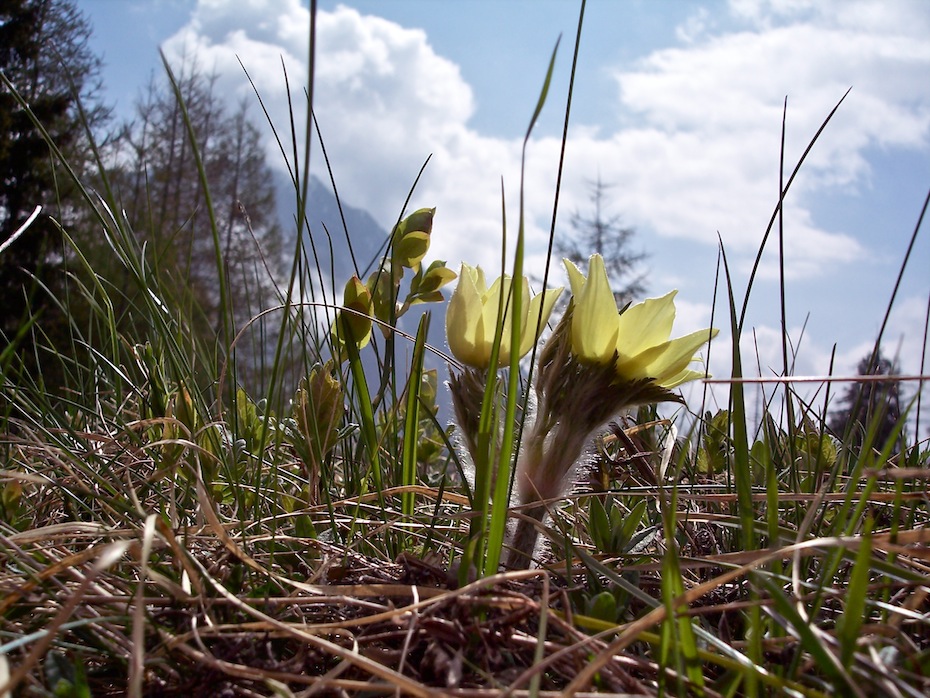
565;254;717;386
446;263;562;369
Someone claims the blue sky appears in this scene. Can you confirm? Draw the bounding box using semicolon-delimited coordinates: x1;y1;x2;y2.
81;0;930;421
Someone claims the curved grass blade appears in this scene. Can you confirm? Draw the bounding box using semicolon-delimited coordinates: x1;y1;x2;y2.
485;38;561;576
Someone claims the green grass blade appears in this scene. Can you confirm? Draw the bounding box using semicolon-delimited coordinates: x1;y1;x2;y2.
659;521;705;693
836;518;873;668
401;313;430;523
718;241;755;550
737;89;851;333
757;575;853;691
485;38;561;576
718;239;762;697
343;337;383;500
523;37;561;142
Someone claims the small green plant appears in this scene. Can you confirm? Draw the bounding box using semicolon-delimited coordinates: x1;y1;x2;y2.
588;495;650;557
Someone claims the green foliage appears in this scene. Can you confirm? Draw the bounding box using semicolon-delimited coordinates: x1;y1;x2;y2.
587;495;649;557
288;360;345;505
696;408;731;476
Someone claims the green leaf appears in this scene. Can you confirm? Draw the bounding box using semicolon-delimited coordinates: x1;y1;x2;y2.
367;268;395;333
659;523;704;693
392;207;435;270
393;230;430;271
412;260;457;296
587;591;618;623
837;518;874;668
589;496;610;552
401;314;430;521
619;499;647;548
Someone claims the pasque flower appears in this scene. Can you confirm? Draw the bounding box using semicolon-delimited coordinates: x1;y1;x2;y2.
446;252;718;570
446;263;562;369
565;254;718;386
506;253;718;568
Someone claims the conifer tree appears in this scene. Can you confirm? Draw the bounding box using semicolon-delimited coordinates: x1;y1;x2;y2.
829;349;906;451
556;177;647;307
0;0;107;352
111;62;284;390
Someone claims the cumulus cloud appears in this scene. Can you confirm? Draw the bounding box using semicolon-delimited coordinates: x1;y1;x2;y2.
157;0;929;388
608;5;930;277
160;1;930;278
161;1;525;274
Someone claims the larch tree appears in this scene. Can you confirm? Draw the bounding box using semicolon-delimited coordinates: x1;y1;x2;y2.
556;177;647;308
829;349;906;452
111;61;284;391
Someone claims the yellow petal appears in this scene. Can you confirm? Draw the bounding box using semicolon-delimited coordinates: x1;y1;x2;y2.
483;274;512;360
564;258;587;297
446;264;487;367
615;342;669;381
520;285;563;357
661;367;709;389
616;291;677;356
447;263;563;368
643;328;718;386
568;254;619;364
473;264;487;294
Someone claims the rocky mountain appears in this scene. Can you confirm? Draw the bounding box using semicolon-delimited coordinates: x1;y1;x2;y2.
274;170;390;291
273;172;455;419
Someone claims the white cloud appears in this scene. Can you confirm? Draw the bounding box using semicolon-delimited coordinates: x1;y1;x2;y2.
608;10;930;277
158;0;930;351
676;8;711;43
166;0;930;276
162;2;523;273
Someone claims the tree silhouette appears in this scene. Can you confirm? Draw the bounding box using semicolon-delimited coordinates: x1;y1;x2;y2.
829;349;906;451
0;0;108;386
109;61;284;391
556;177;647;307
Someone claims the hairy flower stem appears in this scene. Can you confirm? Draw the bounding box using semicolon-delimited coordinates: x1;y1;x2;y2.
506;308;683;568
507;417;588;568
507;504;548;569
